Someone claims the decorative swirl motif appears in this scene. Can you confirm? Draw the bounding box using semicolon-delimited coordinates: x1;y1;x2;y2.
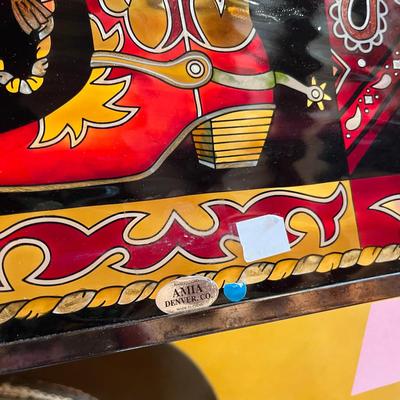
0;0;55;94
0;184;347;289
0;244;398;324
329;0;388;53
100;0;256;53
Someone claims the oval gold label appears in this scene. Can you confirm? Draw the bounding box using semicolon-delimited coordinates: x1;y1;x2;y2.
156;276;219;314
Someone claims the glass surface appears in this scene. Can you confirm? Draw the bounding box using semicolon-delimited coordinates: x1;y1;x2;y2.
0;0;398;344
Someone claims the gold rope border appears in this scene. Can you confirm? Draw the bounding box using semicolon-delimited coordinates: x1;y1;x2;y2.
0;244;398;324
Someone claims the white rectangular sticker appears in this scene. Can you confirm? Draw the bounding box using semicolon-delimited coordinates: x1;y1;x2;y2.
236;215;291;262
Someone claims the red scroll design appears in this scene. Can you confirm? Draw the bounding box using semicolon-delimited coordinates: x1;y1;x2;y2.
0;184;347;290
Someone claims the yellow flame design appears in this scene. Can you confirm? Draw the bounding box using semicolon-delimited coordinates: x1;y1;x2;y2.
31;16;136;148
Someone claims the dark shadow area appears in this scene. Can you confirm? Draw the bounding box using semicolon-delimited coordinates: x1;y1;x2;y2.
3;345;217;400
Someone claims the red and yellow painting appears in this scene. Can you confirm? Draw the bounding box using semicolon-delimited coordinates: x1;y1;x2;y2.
0;0;398;324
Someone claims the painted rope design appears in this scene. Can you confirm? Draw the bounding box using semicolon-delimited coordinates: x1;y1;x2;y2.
0;244;398;324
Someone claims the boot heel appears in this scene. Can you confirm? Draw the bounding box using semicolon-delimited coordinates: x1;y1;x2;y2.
192;108;274;169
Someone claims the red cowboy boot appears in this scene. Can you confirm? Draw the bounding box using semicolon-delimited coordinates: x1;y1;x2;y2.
0;0;330;190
